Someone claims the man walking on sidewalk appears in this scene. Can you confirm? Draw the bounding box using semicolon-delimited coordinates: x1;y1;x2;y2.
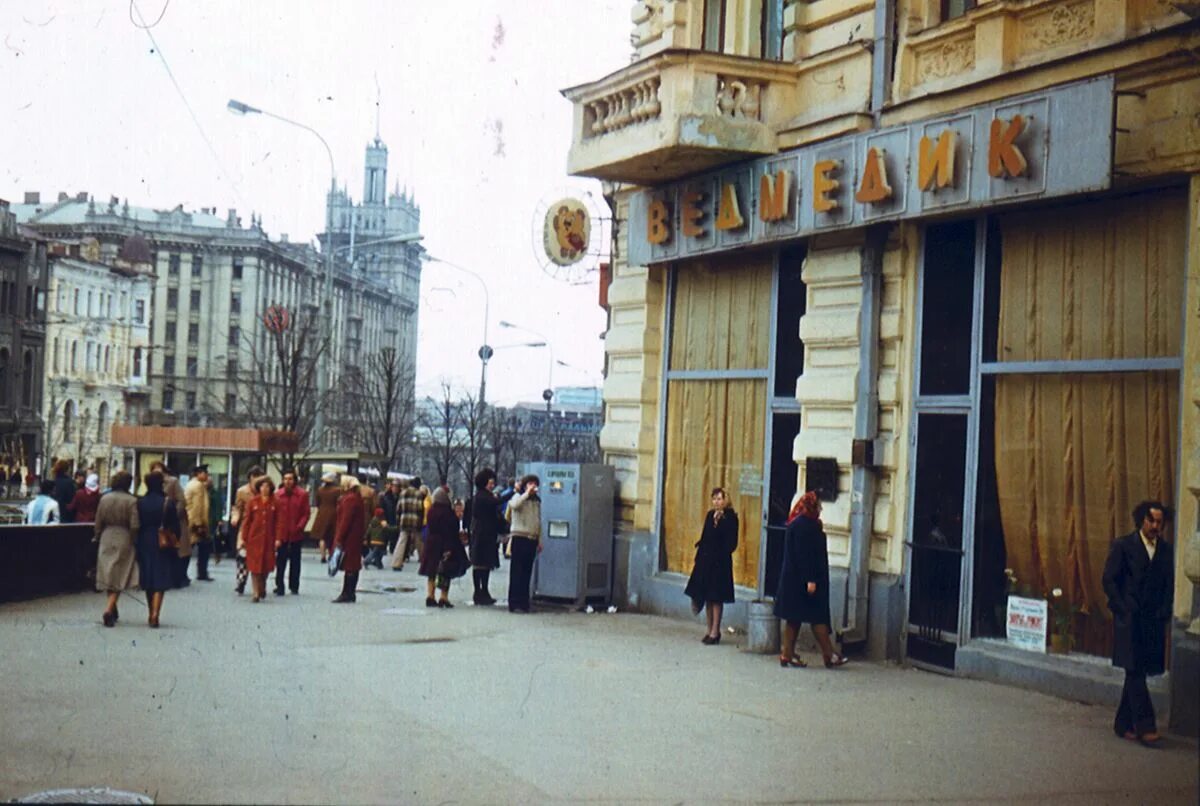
391;477;425;572
1102;500;1174;747
274;469;311;595
185;465;213;581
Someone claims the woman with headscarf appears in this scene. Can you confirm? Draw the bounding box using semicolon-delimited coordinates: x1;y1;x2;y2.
94;470;139;627
239;476;285;602
331;476;366;603
684;487;739;644
419;487;468;607
136;471;179;628
311;471;341;564
68;473;101;523
774;491;847;668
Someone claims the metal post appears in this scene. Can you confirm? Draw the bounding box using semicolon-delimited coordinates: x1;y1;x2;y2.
315;176;335;450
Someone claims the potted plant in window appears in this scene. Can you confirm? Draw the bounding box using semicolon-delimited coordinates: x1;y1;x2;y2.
1047;587;1079;654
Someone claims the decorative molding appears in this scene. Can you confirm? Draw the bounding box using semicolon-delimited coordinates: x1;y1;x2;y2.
585;77;663;138
1020;0;1096;52
716;76;764;120
915;34;976;82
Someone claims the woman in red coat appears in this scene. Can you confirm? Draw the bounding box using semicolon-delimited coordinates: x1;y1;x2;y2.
332;476;366;603
238;477;285;602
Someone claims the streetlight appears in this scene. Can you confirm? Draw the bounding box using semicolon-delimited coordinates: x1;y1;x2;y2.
423;255;491;410
227;97;337;450
499;320;554;409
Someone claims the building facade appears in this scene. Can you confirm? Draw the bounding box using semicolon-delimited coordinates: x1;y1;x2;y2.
40;236;153;480
565;0;1200;731
0;200;48;481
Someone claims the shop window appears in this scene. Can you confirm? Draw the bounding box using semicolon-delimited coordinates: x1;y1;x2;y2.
661;254;773;589
968;191;1185;659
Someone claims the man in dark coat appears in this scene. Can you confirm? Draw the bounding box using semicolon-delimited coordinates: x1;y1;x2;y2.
1101;500;1174;746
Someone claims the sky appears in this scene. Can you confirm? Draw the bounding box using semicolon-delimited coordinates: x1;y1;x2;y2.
0;0;631;406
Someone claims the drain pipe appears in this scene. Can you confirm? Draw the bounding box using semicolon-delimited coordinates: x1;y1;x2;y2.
842;225;886;648
870;0;896;125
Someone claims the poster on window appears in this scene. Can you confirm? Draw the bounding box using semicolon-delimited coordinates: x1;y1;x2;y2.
1006;596;1048;654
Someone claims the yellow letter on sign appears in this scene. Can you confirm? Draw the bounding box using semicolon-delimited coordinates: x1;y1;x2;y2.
759;171;790;223
681;191;705;238
917;130;957;191
855;148;893;204
813;160;841;213
647;199;670;245
715;183;744;230
988;115;1028;178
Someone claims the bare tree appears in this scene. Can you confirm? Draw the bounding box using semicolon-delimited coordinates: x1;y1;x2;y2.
483;405;528;481
228;307;331;470
337;346;417;474
453;389;486;494
416;381;464;485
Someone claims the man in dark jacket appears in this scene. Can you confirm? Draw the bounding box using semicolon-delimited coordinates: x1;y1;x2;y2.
52;460;77;523
380;478;402;554
1101;500;1174;746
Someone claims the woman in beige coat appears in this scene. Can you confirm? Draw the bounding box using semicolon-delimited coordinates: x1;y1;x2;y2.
94;471;140;627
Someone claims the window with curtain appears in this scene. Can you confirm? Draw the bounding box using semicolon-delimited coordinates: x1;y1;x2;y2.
972;190;1185;658
661;254;772;588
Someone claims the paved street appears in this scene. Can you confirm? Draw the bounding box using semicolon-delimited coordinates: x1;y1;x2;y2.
1;555;1196;805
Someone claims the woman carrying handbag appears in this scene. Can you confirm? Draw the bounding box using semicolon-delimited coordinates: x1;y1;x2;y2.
136;471;179;628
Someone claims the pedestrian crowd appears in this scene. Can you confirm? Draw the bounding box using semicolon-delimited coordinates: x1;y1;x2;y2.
37;458;545;628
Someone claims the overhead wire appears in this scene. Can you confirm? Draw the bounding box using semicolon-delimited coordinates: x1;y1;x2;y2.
128;0;245;205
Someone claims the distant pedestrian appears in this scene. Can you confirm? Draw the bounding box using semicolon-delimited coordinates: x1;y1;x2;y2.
364;508;388;569
391;477;425;571
774;491;847;668
185;465;212;581
67;473;101;523
230;465;267;595
358;474;378;531
273;469;311;595
311;471;341;564
51;460;76;523
380;478;402;554
136;471;179;628
207;477;225;566
94;470;139;627
25;479;60;525
332;476;366;603
1102;500;1174;747
468;468;505;605
506;474;542;613
239;477;284;603
685;487;738;645
420;488;467;607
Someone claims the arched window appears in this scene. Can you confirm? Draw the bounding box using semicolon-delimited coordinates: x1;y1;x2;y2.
21;350;33;407
70;341;78;372
97;401;109;443
63;400;75;442
103;345;111;375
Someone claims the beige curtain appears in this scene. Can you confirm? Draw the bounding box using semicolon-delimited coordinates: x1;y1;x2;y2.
994;191;1184;657
661;254;772;587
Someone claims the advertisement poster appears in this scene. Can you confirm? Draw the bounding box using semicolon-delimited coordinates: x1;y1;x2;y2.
1007;596;1048;654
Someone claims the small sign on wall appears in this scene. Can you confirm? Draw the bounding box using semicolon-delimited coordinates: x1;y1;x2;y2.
1006;596;1048;654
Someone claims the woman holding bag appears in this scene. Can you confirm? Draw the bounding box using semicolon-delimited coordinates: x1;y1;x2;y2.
136;471;179;628
685;487;739;645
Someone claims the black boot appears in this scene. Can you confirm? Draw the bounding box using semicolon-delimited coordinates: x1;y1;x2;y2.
332;572;358;603
480;569;496;605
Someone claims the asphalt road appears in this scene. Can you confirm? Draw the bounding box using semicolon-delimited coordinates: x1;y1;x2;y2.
1;554;1196;805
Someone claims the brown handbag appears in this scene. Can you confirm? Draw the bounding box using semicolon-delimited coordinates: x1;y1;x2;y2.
157;500;179;550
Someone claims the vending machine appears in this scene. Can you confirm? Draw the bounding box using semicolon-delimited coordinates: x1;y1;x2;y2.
518;462;615;606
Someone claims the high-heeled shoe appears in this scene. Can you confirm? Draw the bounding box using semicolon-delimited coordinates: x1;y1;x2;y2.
701;634;721;645
148;615;159;629
102;611;116;628
112;606;119;622
779;655;807;668
824;653;849;668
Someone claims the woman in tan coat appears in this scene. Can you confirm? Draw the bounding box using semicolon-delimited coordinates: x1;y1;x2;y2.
94;471;140;627
310;471;341;563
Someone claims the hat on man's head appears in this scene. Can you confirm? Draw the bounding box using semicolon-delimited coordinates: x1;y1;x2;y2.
192;464;208;475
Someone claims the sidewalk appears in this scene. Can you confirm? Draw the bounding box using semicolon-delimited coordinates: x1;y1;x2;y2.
1;553;1196;805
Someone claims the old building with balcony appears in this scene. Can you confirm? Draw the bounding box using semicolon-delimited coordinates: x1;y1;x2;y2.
567;0;1200;732
0;201;48;482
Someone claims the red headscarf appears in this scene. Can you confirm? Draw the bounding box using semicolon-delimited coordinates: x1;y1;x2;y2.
786;491;821;526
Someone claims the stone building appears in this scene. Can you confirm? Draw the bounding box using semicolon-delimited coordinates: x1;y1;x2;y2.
14;156;420;461
0;200;48;478
40;235;153;480
564;0;1200;731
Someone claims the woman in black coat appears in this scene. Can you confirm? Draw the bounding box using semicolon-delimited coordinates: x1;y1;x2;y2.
468;468;504;606
135;471;180;628
684;487;738;645
419;488;469;608
774;491;847;668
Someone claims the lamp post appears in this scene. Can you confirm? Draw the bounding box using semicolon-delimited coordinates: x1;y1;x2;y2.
227;98;337;450
423;256;491;410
